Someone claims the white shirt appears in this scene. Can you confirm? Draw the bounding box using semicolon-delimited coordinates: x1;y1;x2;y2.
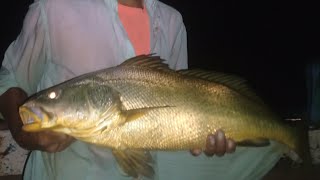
0;0;281;179
0;0;188;96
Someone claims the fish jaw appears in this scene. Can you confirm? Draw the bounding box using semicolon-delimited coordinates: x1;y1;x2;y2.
19;105;57;132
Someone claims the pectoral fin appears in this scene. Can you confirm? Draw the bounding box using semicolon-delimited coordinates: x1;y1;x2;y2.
124;106;172;123
236;138;270;147
124;109;148;123
112;149;154;178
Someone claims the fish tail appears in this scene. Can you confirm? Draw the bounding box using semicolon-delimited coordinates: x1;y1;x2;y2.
284;120;310;164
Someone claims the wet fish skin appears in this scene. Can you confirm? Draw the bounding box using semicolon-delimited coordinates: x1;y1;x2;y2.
18;55;303;178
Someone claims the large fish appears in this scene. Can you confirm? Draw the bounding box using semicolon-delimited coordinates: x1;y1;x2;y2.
19;55;304;178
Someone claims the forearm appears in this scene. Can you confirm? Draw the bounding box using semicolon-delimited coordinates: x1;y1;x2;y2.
0;87;40;150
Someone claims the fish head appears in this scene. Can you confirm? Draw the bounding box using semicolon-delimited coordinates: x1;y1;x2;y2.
19;80;121;136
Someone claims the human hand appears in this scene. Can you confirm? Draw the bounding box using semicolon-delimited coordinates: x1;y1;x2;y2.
0;88;74;153
32;130;75;153
190;129;236;157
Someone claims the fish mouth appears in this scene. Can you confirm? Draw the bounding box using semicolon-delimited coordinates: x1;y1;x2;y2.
19;106;54;132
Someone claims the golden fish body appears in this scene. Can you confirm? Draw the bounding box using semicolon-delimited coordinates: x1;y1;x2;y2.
19;55;303;178
88;66;291;150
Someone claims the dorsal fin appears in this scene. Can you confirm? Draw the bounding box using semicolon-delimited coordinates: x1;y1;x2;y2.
178;69;265;104
119;54;171;71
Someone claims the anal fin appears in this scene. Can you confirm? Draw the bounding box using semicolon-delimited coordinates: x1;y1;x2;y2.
112;149;154;178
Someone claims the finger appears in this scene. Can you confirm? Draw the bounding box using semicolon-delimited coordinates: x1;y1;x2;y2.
38;131;70;148
204;134;215;156
55;141;71;152
44;136;75;153
215;129;226;157
43;131;70;143
190;149;202;156
226;138;236;153
43;144;60;153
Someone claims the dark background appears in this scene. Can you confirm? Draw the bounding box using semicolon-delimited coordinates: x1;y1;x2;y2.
1;0;319;119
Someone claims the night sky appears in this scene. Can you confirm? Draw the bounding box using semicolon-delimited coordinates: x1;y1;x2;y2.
1;0;319;118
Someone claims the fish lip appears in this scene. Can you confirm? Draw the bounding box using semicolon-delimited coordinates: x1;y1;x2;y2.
19;106;55;132
19;106;42;125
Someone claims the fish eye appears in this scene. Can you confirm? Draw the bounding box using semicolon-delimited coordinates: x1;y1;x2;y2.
48;91;60;99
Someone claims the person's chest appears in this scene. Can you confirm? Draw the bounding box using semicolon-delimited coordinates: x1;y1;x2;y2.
45;0;171;78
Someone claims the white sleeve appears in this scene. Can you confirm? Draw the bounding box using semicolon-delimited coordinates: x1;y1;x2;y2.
169;13;188;70
0;1;49;96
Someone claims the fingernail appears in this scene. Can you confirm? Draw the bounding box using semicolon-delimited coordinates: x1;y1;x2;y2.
227;139;236;153
217;130;224;140
192;149;202;156
209;135;215;146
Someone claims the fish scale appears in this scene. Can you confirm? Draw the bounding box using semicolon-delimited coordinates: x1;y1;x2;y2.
19;55;304;179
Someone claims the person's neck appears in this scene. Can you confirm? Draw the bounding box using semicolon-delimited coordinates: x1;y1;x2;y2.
118;0;144;8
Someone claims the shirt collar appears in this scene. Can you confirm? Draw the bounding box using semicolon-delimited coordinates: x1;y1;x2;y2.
104;0;157;13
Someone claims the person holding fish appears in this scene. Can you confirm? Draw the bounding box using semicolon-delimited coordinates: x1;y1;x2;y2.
0;0;283;179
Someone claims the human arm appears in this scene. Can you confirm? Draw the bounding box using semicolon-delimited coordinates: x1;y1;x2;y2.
0;2;74;152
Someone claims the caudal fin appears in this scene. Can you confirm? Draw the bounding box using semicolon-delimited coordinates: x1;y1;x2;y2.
284;120;310;165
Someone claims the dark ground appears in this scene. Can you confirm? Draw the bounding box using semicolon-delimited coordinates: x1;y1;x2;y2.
263;159;320;180
0;160;320;180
